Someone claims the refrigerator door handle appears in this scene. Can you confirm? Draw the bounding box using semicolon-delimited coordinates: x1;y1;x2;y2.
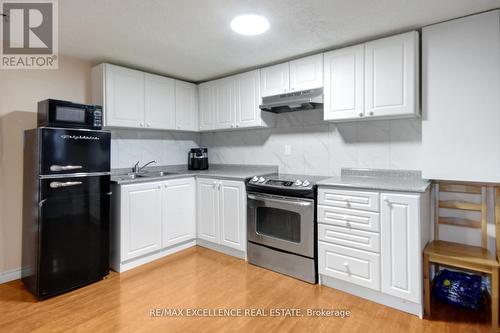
49;181;83;189
50;165;83;172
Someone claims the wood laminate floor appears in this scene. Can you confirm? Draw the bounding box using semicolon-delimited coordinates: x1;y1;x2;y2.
0;246;490;332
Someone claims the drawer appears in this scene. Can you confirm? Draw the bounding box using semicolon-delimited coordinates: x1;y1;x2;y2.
318;224;380;253
317;205;380;232
318;241;380;291
318;188;379;212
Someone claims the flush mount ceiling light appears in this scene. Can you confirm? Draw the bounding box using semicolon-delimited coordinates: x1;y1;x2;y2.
230;14;269;36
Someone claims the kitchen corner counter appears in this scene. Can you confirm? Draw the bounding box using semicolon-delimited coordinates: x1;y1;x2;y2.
317;168;431;193
110;164;278;185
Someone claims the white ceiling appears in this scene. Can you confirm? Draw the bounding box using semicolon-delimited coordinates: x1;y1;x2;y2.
59;0;500;82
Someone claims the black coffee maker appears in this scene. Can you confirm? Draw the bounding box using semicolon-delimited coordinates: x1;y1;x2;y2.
188;148;208;170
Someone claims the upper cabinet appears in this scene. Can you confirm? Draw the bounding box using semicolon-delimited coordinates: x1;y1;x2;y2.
260;54;323;97
197;69;275;131
94;64;145;128
144;73;175;129
289;54;324;92
422;10;500;183
324;31;419;122
91;63;198;131
260;62;290;96
175;80;198;131
323;45;364;120
365;32;418;118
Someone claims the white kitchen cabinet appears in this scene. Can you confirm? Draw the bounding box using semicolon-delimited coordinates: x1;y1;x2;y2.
323;31;419;122
198;81;216;131
215;77;236;129
197;178;246;252
120;181;163;261
380;193;421;303
198;70;275;131
144;73;176;130
289;54;323;91
92;63;199;131
365;31;419;118
175;80;198;131
219;180;246;250
422;10;500;183
318;186;430;317
260;55;324;97
162;178;196;248
93;64;145;128
260;62;290;97
197;178;220;243
323;45;364;120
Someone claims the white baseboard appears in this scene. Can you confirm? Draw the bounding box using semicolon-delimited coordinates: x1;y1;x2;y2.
196;239;246;259
320;274;423;318
116;240;197;273
0;267;22;284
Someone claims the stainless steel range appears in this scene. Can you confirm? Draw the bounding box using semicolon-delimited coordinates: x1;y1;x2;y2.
246;173;325;284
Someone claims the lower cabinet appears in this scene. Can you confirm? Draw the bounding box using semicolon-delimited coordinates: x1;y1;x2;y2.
120;181;163;261
318;186;430;316
111;177;196;271
162;178;196;248
196;178;246;252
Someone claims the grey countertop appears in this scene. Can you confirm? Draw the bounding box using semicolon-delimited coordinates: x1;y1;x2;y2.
317;168;431;193
111;164;278;185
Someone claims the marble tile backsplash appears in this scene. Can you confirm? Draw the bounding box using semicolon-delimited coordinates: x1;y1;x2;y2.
111;110;422;176
111;129;200;169
200;110;423;177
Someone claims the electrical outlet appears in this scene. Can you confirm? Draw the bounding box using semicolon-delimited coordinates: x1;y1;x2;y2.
284;144;292;156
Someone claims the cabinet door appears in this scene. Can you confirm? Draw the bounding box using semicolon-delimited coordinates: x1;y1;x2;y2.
235;70;262;128
260;63;290;97
105;64;145;128
289;54;323;91
144;73;175;130
175;80;198;131
323;45;364;121
121;182;162;261
162;178;196;248
380;193;420;303
197;178;219;243
219;180;246;251
198;81;216;131
365;31;419;118
214;77;235;129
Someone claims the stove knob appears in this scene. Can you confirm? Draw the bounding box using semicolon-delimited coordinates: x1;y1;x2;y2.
294;179;302;186
302;180;311;187
258;177;266;183
251;176;259;182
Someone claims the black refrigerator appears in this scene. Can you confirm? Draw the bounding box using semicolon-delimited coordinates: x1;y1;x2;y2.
22;127;111;299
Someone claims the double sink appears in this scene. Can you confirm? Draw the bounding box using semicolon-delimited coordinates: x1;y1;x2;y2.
114;170;180;181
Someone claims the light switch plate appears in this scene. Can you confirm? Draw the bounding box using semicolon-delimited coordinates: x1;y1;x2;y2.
284;144;292;155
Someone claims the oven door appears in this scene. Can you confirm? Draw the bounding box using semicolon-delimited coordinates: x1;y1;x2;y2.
247;192;314;258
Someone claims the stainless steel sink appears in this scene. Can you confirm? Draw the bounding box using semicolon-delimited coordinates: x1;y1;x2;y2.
116;171;179;180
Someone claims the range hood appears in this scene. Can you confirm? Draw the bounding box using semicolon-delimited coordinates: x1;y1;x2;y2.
259;88;323;113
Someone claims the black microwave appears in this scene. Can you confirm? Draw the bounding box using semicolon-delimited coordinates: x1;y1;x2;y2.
37;99;103;130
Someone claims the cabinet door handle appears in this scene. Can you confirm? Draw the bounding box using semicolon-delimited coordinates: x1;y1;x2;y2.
147;123;151;127
139;123;144;127
369;112;374;116
358;113;364;117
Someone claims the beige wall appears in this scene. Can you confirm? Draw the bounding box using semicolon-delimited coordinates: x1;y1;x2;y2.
0;56;93;278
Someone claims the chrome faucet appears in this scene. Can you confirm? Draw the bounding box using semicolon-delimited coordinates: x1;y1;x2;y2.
132;160;157;174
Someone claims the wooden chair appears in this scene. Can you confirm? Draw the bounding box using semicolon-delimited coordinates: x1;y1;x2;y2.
423;182;500;332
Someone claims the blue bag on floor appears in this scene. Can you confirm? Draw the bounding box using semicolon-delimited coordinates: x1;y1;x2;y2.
432;269;486;310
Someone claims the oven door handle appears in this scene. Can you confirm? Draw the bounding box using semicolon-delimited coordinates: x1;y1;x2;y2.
247;193;313;207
